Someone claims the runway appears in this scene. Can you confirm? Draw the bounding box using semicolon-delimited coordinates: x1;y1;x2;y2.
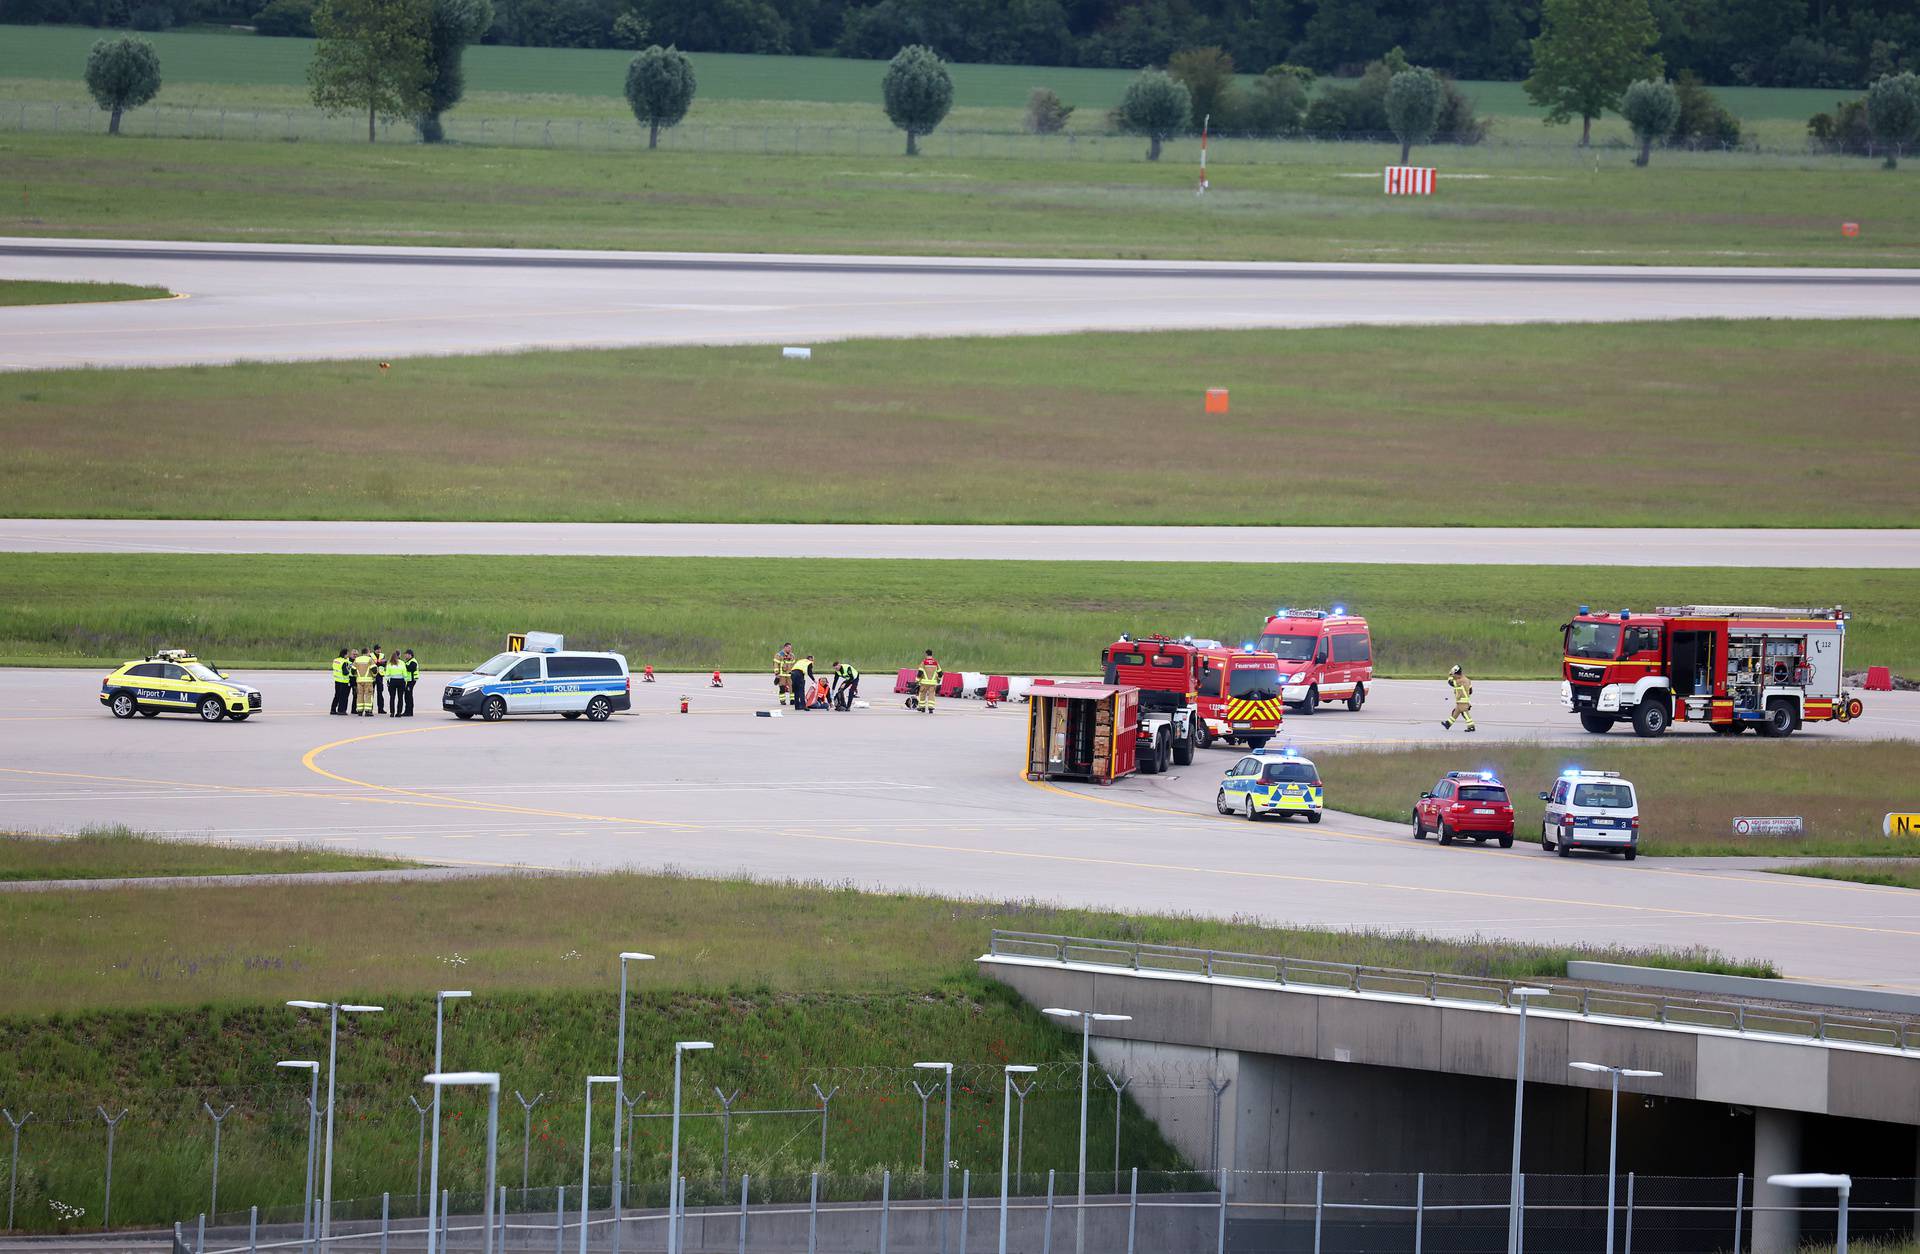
5;668;1917;991
5;239;1920;370
6;519;1918;567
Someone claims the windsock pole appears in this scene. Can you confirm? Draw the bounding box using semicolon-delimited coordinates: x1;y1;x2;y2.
1198;115;1210;195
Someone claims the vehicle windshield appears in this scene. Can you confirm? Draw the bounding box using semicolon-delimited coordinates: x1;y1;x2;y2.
1262;762;1318;783
1456;785;1507;803
472;653;519;676
1257;633;1316;662
1230;668;1282;700
1565;622;1622;660
1574;782;1634;808
181;663;225;682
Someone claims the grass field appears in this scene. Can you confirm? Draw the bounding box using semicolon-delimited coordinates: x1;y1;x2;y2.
0;826;408;880
1775;860;1920;888
2;129;1913;265
2;554;1915;678
0;278;170;305
6;323;1918;527
0;869;1769;1230
1308;742;1919;856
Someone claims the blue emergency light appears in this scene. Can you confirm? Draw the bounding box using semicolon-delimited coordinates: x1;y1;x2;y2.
1331;604;1346;616
1578;605;1590;615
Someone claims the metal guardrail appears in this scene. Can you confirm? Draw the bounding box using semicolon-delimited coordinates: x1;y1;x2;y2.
986;930;1920;1053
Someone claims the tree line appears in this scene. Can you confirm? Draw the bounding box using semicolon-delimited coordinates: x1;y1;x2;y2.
15;0;1914;91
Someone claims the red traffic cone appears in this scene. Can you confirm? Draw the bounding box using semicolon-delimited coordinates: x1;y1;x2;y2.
710;670;723;687
643;664;655;683
680;696;689;714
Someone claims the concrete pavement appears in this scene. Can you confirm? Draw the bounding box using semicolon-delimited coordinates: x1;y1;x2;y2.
6;240;1920;370
5;668;1917;991
6;519;1919;567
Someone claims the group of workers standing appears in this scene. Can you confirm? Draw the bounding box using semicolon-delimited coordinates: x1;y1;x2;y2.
772;644;861;712
329;646;420;718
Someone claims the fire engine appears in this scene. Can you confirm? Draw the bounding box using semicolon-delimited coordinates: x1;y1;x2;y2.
1561;604;1864;738
1193;644;1284;750
1100;635;1201;773
1257;608;1372;714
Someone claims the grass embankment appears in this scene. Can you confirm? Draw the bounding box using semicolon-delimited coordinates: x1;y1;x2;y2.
1774;861;1920;888
1312;743;1920;856
1;130;1912;266
0;826;409;880
0;279;170;305
0;872;1768;1231
6;323;1918;527
3;554;1916;678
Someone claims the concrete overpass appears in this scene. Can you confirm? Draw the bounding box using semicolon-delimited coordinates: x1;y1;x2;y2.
982;932;1920;1253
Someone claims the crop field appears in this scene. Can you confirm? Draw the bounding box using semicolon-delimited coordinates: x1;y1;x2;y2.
2;553;1915;677
1309;742;1918;856
6;322;1917;527
0;826;408;879
0;869;1769;1231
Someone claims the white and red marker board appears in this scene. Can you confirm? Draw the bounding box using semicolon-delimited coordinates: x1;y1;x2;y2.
1384;166;1436;195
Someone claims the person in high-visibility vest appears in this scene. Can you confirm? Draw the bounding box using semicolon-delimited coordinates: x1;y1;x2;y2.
916;651;941;715
774;644;795;707
351;648;377;716
832;661;860;710
384;654;408;718
790;654;813;714
1442;665;1475;732
402;650;419;717
330;648;351;716
370;644;386;713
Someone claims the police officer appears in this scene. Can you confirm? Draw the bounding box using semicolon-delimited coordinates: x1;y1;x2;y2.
370;643;387;713
351;647;377;716
402;649;419;717
916;650;941;715
1442;665;1476;732
330;648;351;715
774;643;795;707
833;661;860;710
790;653;813;713
384;653;408;718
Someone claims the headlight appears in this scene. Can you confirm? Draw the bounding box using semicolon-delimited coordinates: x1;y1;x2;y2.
1289;672;1306;683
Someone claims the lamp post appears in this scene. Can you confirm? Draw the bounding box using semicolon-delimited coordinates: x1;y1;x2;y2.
580;1076;618;1254
1505;987;1549;1254
1767;1174;1852;1254
288;999;384;1241
425;1073;500;1254
425;991;471;1254
913;1062;954;1254
667;1042;713;1254
1042;1008;1132;1254
275;1062;319;1253
613;953;653;1254
1568;1063;1663;1254
999;1064;1038;1254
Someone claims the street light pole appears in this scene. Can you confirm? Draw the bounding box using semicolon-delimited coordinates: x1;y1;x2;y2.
1767;1174;1852;1254
1043;1007;1132;1254
426;1074;500;1254
289;999;384;1242
580;1076;618;1254
999;1065;1038;1254
914;1062;954;1254
275;1062;319;1253
1506;988;1549;1254
426;990;470;1254
1569;1062;1663;1254
668;1041;713;1254
613;952;653;1254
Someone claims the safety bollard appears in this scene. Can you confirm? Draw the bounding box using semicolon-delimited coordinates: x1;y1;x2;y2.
1044;1170;1054;1254
1624;1173;1635;1254
381;1191;390;1254
738;1173;749;1254
1127;1167;1137;1254
1313;1171;1324;1254
1414;1173;1425;1254
1733;1172;1745;1254
249;1205;258;1254
1216;1168;1227;1254
880;1169;891;1254
958;1169;970;1254
556;1184;565;1254
198;1212;207;1254
808;1173;819;1254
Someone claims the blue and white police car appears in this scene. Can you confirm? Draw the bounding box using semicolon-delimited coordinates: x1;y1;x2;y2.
443;635;630;722
1538;769;1640;860
1215;747;1324;823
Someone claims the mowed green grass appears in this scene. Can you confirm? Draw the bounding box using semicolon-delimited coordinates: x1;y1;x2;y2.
1775;860;1920;888
0;826;409;879
2;554;1915;678
2;129;1913;266
0;278;170;304
1309;742;1919;855
6;323;1917;526
0;870;1766;1229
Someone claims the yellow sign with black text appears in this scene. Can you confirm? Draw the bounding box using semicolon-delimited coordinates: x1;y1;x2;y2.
1885;813;1920;839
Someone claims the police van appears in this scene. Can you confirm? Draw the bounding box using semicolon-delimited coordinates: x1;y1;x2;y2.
443;632;631;722
1538;769;1640;860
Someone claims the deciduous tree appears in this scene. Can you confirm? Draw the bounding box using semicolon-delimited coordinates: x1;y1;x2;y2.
1620;78;1679;165
881;44;953;156
1524;0;1662;147
1167;45;1235;129
624;43;696;149
1116;68;1190;160
1384;66;1440;163
84;36;161;135
308;0;431;144
1865;71;1920;168
416;0;492;142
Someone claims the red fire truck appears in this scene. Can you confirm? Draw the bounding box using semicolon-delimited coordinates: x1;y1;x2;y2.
1194;644;1284;750
1257;608;1373;714
1100;635;1201;773
1561;604;1864;738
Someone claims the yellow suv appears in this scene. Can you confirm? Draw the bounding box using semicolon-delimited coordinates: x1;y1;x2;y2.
99;651;262;722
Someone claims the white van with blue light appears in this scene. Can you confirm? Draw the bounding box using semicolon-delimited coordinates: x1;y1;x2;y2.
443;632;630;722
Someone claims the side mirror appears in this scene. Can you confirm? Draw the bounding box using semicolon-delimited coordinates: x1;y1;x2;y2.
1537;791;1551;801
1419;792;1432;800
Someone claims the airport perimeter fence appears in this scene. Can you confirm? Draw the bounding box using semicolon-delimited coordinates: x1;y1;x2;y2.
0;99;1876;169
163;1170;1920;1253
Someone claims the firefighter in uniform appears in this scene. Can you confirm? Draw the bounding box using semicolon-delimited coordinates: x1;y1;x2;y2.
351;647;377;716
916;651;941;715
774;644;796;707
832;661;860;710
1442;665;1475;732
330;648;352;716
384;654;408;718
402;650;419;717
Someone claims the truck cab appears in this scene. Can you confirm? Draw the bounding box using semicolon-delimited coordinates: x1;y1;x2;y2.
1195;645;1283;750
1101;635;1200;774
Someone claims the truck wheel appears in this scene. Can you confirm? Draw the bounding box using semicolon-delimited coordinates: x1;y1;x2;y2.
482;696;507;722
109;691;138;719
1347;684;1365;712
1299;686;1318;715
1578;712;1615;735
1630;701;1669;738
1245;735;1270;751
1155;728;1172;770
1172;732;1195;767
1195;723;1211;750
1757;700;1795;738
